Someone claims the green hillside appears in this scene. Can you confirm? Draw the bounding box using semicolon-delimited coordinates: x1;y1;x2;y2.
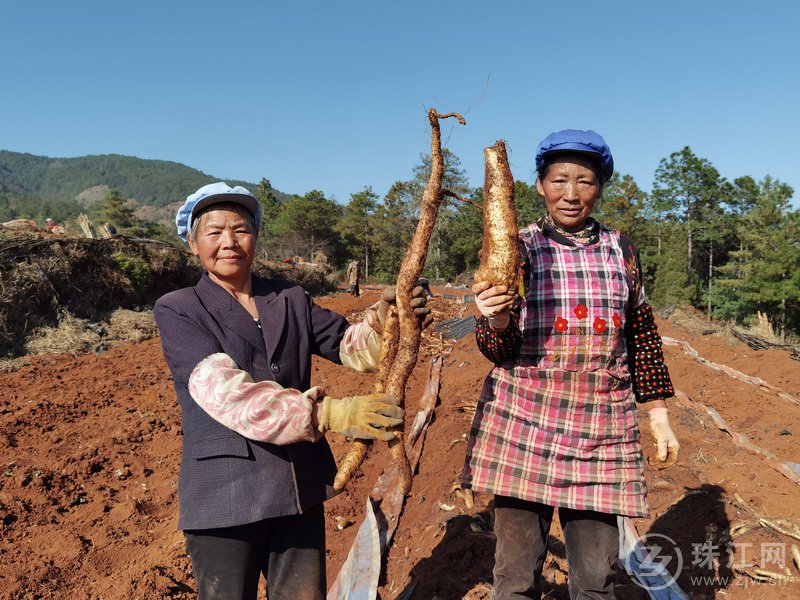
0;150;291;221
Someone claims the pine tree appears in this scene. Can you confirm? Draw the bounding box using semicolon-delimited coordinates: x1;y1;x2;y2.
594;173;647;239
370;181;416;282
336;187;379;277
715;177;799;335
95;189;137;232
652;147;729;304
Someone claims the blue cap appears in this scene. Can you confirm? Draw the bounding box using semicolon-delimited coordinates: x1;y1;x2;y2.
176;182;262;241
535;129;614;181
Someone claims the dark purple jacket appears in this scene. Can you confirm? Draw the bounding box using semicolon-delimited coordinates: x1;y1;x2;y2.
154;273;348;530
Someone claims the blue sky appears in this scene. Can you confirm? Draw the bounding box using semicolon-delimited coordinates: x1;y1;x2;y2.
3;1;799;207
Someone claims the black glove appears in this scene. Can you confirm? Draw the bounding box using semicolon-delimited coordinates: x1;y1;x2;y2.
378;279;433;330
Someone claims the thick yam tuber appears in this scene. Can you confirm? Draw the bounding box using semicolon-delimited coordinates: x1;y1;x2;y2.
474;140;519;289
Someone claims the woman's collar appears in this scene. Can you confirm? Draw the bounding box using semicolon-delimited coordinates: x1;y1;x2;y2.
538;214;600;247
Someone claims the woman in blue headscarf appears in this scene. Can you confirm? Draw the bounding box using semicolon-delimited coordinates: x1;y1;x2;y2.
464;131;680;599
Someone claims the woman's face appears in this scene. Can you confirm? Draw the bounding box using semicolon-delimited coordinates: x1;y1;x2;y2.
188;204;257;286
536;156;601;231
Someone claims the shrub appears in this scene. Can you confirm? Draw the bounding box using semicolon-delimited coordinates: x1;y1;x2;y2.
111;251;151;292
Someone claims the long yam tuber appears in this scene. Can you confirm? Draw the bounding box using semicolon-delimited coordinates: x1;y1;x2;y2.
334;108;465;494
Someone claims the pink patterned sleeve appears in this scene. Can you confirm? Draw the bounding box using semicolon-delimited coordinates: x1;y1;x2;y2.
338;307;382;372
188;353;324;444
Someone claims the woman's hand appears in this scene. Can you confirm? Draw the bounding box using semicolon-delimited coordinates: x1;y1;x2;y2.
473;280;516;331
317;394;403;441
648;407;680;467
373;281;433;331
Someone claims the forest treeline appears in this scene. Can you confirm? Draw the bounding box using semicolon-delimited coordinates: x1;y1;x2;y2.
259;146;798;338
1;147;798;337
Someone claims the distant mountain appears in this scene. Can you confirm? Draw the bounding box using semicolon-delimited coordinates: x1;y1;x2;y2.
0;150;292;223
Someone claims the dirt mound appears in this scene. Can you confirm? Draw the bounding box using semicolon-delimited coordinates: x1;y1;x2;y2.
0;234;334;358
1;284;800;599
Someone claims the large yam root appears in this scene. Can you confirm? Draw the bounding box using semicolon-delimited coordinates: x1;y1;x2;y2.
474;140;519;289
334;436;408;494
334;308;401;491
334;439;369;491
389;436;412;494
333;108;465;495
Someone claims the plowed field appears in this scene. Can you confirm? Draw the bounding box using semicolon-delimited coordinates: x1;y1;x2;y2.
2;287;799;599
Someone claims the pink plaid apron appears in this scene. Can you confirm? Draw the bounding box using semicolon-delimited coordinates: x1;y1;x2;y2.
463;223;648;517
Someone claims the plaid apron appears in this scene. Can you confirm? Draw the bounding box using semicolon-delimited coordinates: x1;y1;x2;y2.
463;223;648;517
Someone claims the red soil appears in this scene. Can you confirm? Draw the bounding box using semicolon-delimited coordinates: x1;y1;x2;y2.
2;287;799;599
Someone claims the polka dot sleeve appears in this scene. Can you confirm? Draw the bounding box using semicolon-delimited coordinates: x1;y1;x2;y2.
625;302;675;402
475;308;522;364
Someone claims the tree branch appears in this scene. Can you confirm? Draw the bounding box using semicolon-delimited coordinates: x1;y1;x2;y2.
441;189;482;211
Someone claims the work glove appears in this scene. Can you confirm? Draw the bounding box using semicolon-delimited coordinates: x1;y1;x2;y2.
648;407;680;467
318;394;403;441
473;281;515;331
373;281;433;332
